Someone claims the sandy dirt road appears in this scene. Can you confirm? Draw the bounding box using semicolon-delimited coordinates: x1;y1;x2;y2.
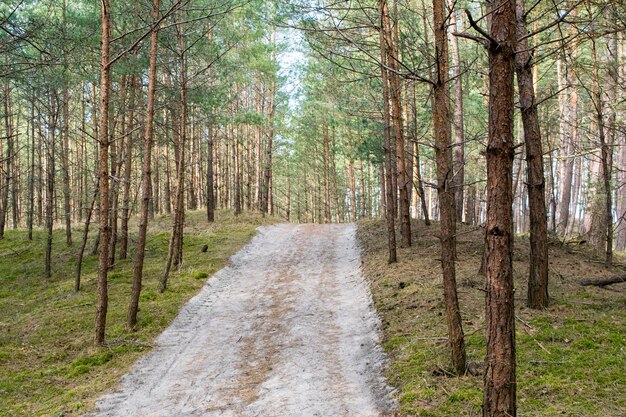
89;223;396;417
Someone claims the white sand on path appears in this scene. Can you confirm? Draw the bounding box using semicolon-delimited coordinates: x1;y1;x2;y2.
88;223;396;417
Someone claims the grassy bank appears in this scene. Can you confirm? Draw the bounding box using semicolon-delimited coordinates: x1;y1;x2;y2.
0;210;277;417
357;219;626;417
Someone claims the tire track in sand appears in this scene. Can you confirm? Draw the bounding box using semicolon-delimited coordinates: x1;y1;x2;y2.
88;223;396;417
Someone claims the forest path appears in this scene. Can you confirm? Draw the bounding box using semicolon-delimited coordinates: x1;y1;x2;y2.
89;223;396;417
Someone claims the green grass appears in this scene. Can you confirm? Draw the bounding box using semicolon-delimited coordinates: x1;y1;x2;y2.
0;209;277;417
357;219;626;417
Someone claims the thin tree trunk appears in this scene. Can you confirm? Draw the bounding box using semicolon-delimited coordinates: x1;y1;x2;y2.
384;0;410;246
161;14;187;291
515;0;549;309
37;111;43;226
62;88;72;245
94;0;112;346
591;37;613;266
119;76;138;260
379;0;396;262
129;0;159;328
233;128;241;216
556;20;578;236
76;183;98;292
262;85;275;216
0;80;12;239
206;122;215;222
323;122;331;223
450;11;465;222
432;0;466;375
28;93;35;240
616;36;626;251
349;159;357;221
44;97;57;279
108;75;129;269
359;159;366;218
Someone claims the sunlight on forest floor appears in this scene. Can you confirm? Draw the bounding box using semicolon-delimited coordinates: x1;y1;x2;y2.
357;219;626;417
0;210;278;416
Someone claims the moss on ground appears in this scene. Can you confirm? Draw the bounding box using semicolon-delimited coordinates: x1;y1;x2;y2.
0;210;277;417
357;219;626;417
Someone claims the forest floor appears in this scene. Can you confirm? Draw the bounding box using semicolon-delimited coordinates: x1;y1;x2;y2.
357;219;626;417
86;223;395;417
0;210;277;417
3;215;624;417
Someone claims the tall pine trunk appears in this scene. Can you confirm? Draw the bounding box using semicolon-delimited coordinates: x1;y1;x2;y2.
482;0;517;412
94;0;112;346
515;0;549;309
129;0;159;328
161;14;187;292
432;0;466;375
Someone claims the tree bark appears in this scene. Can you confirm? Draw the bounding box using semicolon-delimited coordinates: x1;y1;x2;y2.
591;37;613;266
482;0;517;413
378;0;397;262
383;0;410;246
161;14;187;292
349;158;357;221
129;0;159;328
27;93;35;240
206;122;215;222
432;0;466;375
119;76;138;260
556;19;578;236
515;0;549;309
76;182;98;292
95;0;112;346
44;95;57;279
323;122;331;223
0;79;13;238
579;274;626;287
450;11;465;222
62;88;73;246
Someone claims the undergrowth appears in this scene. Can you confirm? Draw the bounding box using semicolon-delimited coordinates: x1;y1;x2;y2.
357;219;626;417
0;209;277;417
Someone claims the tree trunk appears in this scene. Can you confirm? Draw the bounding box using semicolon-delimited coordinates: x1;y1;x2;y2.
450;11;465;222
349;159;357;221
515;0;549;309
76;183;98;292
206;122;215;222
383;0;410;246
432;0;466;375
44;96;57;279
62;88;73;245
129;0;159;328
615;35;626;251
233;127;241;216
27;94;35;240
483;0;517;413
262;87;274;216
556;21;578;236
323;122;331;223
161;15;187;292
119;76;138;260
379;0;396;262
591;37;613;266
0;80;12;239
95;0;112;346
411;82;430;225
108;75;129;269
